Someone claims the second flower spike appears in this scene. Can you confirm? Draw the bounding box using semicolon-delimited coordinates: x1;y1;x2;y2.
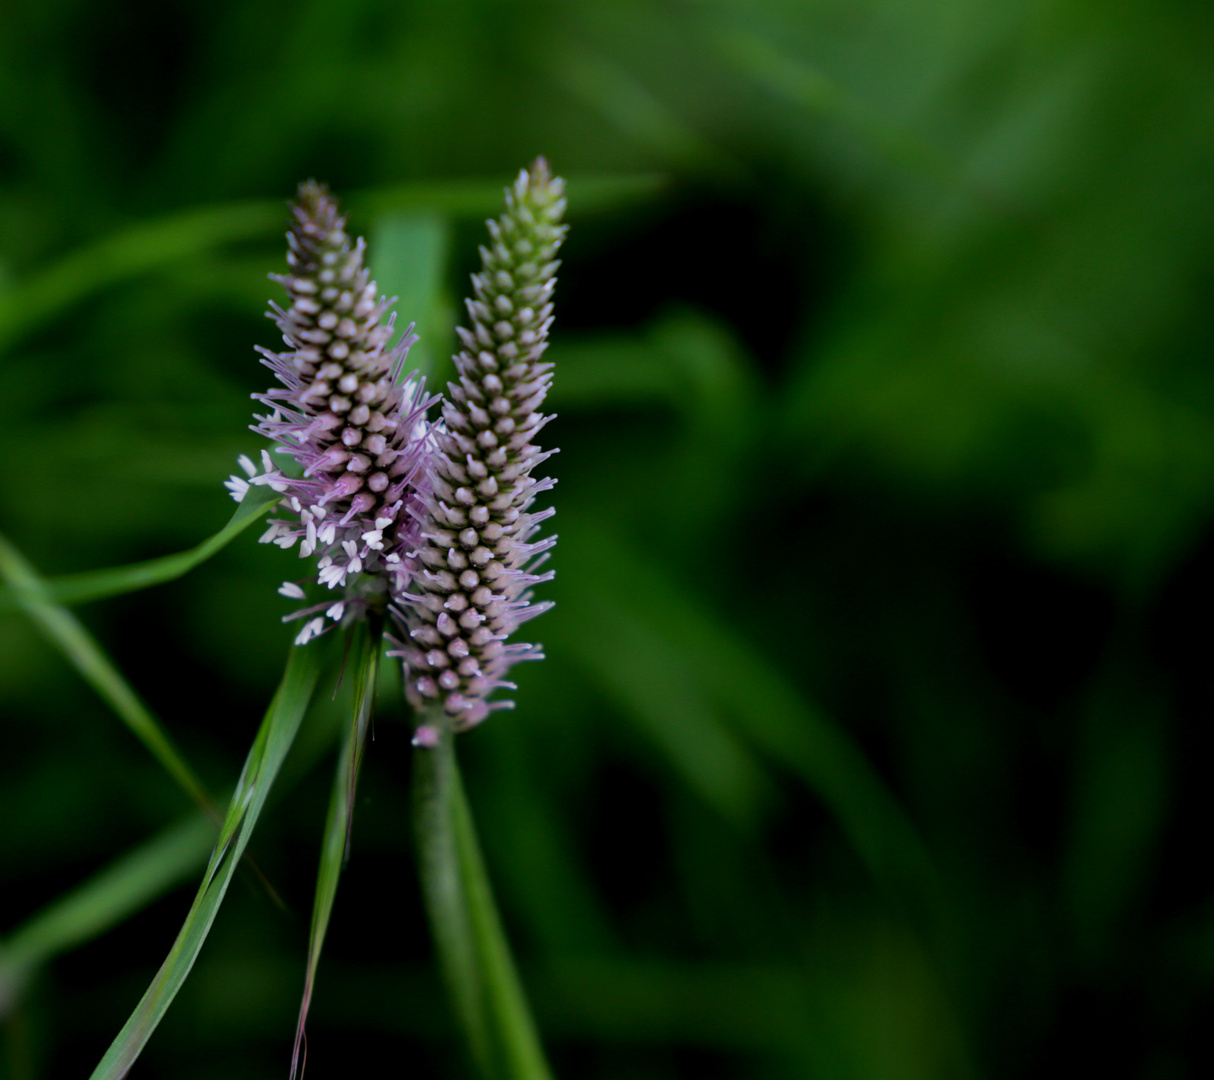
395;158;567;735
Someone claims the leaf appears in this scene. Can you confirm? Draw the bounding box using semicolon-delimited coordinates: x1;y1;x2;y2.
89;642;321;1080
413;716;554;1080
0;201;282;354
0;483;280;611
558;521;943;933
0;531;214;811
0;814;215;1018
559;589;771;827
355;173;668;224
370;213;452;382
548;45;740;180
0;175;664;356
290;622;381;1079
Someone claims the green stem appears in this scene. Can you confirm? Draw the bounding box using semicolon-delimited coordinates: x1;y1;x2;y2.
412;715;554;1080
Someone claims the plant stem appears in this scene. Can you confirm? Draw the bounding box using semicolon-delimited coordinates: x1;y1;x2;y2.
412;715;554;1080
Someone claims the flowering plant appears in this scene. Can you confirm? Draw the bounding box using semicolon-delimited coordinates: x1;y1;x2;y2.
3;162;566;1080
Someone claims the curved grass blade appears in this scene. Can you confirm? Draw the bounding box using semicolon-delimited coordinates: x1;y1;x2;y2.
354;173;667;223
549;46;741;182
0;485;280;612
414;717;554;1080
290;622;381;1079
560;521;943;934
0;175;664;357
709;20;1011;215
0;814;214;1018
0;201;282;355
0;531;213;811
89;643;321;1080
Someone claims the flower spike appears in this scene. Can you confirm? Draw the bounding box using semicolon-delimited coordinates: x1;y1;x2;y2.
394;158;567;733
231;181;436;632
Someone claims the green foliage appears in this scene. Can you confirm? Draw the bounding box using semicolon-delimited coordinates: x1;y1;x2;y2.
2;0;1213;1077
415;719;553;1080
90;644;320;1078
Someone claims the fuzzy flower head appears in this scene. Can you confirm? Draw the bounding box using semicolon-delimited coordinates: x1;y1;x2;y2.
396;158;567;734
231;181;434;639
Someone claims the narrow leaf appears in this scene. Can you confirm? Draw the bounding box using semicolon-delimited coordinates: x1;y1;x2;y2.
0;531;213;811
0;814;214;1018
354;173;667;222
370;213;451;381
290;622;381;1079
89;643;321;1080
0;201;282;354
414;717;553;1080
0;175;663;356
560;521;943;932
0;484;280;611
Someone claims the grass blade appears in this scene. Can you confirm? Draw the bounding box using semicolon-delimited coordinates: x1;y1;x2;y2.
0;814;215;1018
560;521;943;933
89;643;321;1080
354;173;667;223
290;622;381;1078
0;485;280;611
370;213;451;382
0;201;282;354
0;175;664;356
0;531;214;811
414;717;553;1080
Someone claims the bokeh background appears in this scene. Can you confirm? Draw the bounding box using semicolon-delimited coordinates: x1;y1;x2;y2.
2;0;1214;1076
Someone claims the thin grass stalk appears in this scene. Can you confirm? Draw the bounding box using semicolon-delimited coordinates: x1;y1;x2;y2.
0;531;212;811
89;644;320;1080
413;713;553;1080
0;528;288;911
290;618;381;1078
0;484;280;611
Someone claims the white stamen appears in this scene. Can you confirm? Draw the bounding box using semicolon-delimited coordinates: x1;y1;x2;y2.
319;565;347;589
294;617;325;646
278;582;307;599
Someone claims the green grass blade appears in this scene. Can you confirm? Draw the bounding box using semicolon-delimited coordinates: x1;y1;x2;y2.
0;175;663;356
560;521;942;931
354;173;667;223
370;213;451;382
89;643;321;1080
290;623;381;1079
0;201;282;354
414;717;553;1080
709;20;1002;210
0;532;213;811
549;46;739;181
0;814;214;1017
0;485;280;612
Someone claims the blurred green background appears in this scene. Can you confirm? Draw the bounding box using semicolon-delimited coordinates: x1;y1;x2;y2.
2;0;1214;1076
